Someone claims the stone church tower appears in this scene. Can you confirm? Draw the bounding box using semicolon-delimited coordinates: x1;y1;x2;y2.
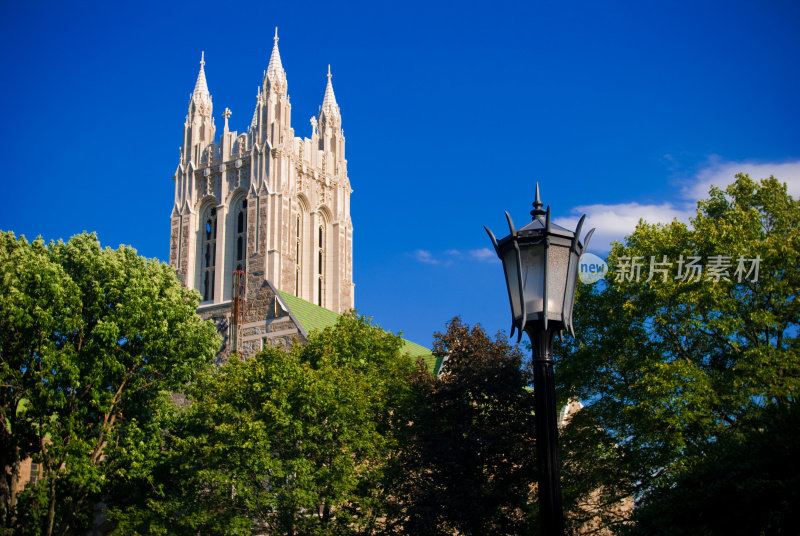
169;30;354;357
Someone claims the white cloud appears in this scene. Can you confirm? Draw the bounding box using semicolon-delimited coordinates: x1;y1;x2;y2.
681;157;800;201
414;249;440;265
556;202;693;254
559;158;800;253
413;159;800;260
412;248;498;265
468;248;496;262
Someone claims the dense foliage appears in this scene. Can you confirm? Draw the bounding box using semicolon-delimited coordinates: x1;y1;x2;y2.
108;314;416;536
0;232;220;536
631;402;800;535
555;174;800;534
106;316;538;536
386;318;537;535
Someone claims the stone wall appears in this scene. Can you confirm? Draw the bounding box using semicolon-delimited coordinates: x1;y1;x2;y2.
198;281;305;362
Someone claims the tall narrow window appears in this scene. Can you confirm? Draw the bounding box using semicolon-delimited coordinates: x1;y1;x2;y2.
234;199;247;272
202;207;217;301
317;223;325;307
30;463;41;485
295;213;303;295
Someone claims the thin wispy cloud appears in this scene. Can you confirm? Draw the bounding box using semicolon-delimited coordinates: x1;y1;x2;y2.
469;248;496;262
557;158;800;253
412;248;497;266
414;250;440;265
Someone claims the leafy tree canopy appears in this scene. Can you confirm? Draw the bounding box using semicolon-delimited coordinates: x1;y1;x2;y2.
0;232;220;536
631;402;800;536
386;318;537;536
108;314;417;536
555;174;799;534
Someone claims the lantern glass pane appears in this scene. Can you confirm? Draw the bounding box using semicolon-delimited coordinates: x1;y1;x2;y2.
521;245;544;315
502;247;522;321
562;249;580;324
547;244;570;317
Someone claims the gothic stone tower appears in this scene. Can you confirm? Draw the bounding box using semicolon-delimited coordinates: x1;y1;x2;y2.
169;30;354;357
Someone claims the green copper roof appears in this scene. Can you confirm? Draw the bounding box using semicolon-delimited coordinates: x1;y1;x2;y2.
275;289;440;373
402;339;443;374
276;289;341;336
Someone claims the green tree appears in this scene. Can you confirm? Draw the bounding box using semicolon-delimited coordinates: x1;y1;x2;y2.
386;318;537;536
630;402;800;536
109;314;416;536
555;174;800;534
0;232;220;536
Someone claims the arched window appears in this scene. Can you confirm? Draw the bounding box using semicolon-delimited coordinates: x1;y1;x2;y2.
234;198;247;272
317;223;325;307
221;196;248;302
296;197;309;300
201;207;217;301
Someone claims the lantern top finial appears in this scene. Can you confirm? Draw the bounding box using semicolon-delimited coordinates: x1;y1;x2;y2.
531;182;547;219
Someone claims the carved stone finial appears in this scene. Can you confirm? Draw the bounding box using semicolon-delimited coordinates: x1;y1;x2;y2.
200;51;205;67
274;27;279;44
327;64;332;80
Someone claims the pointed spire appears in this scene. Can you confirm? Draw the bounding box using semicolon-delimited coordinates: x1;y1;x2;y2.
267;27;284;79
531;182;547;219
322;64;338;108
193;51;209;97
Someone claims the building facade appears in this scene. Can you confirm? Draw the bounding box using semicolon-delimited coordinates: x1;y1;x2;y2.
168;30;354;357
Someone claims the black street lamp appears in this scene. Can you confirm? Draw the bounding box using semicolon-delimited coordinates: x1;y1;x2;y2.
484;183;594;536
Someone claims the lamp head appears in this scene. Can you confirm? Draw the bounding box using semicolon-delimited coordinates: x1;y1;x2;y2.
485;184;595;342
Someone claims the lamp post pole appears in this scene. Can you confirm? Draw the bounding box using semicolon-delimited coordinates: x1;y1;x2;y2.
529;328;563;536
484;183;594;536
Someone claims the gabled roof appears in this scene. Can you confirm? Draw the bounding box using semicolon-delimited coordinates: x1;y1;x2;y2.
275;289;440;373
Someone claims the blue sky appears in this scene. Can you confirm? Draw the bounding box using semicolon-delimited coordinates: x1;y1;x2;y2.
1;0;798;346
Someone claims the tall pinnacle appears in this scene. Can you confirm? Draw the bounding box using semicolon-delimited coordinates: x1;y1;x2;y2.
267;27;284;79
531;182;546;218
322;64;338;109
193;51;209;97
